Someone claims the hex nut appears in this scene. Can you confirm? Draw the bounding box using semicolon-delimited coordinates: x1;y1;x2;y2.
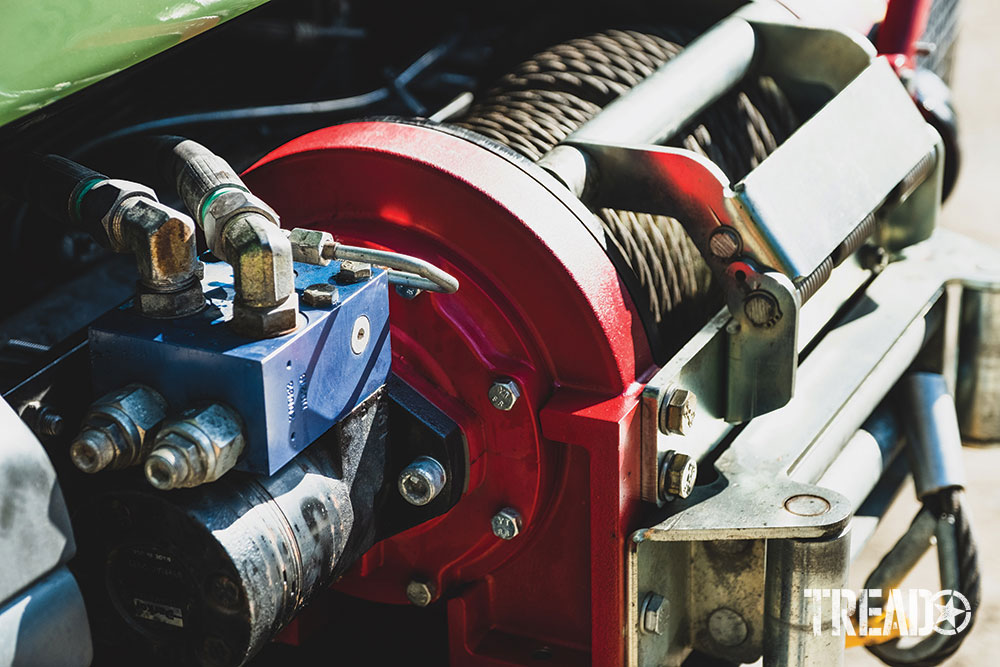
70;384;168;473
136;279;206;319
144;403;246;490
302;283;339;308
336;260;372;283
405;579;436;607
231;293;300;339
88;179;156;247
491;507;523;540
661;388;696;436
659;451;697;500
640;593;668;635
201;188;279;260
488;379;521;411
289;228;334;266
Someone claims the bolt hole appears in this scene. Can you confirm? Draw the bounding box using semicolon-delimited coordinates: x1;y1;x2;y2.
286;361;292;370
290;432;296;441
357;328;366;340
735;270;747;282
148;460;172;487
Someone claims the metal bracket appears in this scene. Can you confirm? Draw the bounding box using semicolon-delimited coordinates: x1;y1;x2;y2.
627;230;1000;666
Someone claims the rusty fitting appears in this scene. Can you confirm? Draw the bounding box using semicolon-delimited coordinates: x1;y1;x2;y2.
90;180;205;318
144;403;246;490
156;137;297;338
70;384;168;473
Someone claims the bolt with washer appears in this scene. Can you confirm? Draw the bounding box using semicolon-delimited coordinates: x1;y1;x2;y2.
405;578;436;607
640;593;669;635
658;451;698;500
398;456;448;506
660;388;696;436
336;260;372;283
488;379;521;411
491;507;523;540
301;283;339;308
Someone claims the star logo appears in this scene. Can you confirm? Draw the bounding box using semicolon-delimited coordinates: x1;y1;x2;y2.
933;590;972;635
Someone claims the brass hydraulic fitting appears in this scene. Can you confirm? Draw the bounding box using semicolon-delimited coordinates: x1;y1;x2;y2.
144;403;246;491
70;384;168;473
161;137;298;339
88;179;205;318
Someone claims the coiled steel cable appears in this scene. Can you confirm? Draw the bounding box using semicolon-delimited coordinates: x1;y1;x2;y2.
452;29;798;330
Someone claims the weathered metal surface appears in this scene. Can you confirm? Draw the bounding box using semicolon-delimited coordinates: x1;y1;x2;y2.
89;254;391;474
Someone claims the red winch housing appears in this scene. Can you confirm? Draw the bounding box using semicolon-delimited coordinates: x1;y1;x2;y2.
245;120;656;665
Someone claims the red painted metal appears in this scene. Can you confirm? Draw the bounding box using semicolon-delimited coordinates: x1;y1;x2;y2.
878;0;934;70
243;120;656;666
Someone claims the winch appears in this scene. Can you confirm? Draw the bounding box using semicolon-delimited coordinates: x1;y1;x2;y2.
0;0;990;665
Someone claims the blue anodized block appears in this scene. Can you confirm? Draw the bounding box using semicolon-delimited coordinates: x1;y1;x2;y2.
89;255;391;475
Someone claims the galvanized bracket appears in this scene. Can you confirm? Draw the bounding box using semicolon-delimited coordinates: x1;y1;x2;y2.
627;230;1000;666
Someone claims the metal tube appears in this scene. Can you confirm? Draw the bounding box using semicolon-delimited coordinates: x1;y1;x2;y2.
898;372;966;498
564;16;757;147
956;286;1000;442
764;526;851;667
816;404;904;512
331;243;459;294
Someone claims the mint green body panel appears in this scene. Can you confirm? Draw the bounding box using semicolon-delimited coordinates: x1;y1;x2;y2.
0;0;270;127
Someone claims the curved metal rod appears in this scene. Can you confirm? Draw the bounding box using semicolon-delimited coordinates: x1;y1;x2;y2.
331;244;459;294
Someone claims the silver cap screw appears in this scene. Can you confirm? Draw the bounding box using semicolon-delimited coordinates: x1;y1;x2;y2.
640;593;669;634
398;456;448;506
491;507;523;540
405;579;436;607
660;388;696;436
658;450;697;500
488;379;520;411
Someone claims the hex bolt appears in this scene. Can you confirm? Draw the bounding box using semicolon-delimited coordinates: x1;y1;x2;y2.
398;456;448;506
337;260;372;283
659;388;696;436
658;451;698;500
744;291;781;328
21;403;65;438
709;227;741;259
350;315;371;355
301;283;339;308
488;379;521;411
640;593;669;635
405;578;436;607
143;403;246;490
491;507;523;540
70;384;168;473
708;608;749;647
858;244;889;273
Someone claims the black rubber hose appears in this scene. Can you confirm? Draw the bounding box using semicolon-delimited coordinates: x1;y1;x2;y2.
22;155;113;245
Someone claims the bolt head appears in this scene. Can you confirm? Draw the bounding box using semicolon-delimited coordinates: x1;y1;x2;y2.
405;579;436;607
491;507;523;540
488;379;521;411
230;294;299;339
398;456;448;506
659;451;698;500
336;260;372;283
302;283;339;308
661;388;696;436
641;593;668;634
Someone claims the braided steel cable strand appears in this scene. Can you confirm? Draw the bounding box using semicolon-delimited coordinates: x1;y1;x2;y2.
452;29;798;329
